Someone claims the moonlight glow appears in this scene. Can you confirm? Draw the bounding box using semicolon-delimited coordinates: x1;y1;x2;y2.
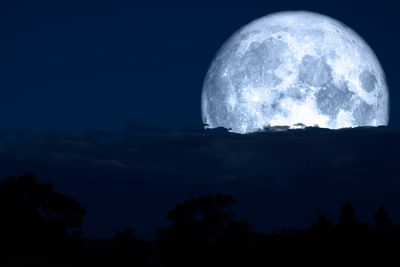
201;11;389;134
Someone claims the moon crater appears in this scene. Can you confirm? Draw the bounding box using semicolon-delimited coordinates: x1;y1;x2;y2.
202;11;389;133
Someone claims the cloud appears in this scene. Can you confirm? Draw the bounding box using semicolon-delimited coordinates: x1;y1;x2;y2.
1;126;400;239
1;126;399;187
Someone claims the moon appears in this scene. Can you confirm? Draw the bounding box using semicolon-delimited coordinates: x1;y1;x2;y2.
201;11;389;134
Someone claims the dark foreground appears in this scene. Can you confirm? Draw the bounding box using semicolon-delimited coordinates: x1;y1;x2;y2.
1;174;399;267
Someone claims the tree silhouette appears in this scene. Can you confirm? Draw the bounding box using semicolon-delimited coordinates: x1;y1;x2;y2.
214;219;258;267
156;193;235;267
0;174;87;265
373;204;392;234
153;196;400;267
2;176;400;267
309;212;335;240
337;200;361;234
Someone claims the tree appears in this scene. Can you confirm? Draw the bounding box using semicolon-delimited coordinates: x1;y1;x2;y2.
0;174;87;263
310;213;335;240
156;193;235;267
373;204;392;233
161;193;235;241
337;200;360;233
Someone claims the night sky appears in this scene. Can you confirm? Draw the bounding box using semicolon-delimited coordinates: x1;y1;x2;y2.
0;0;399;131
1;0;400;240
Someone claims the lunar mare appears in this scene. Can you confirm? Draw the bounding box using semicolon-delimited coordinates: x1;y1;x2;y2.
202;11;389;134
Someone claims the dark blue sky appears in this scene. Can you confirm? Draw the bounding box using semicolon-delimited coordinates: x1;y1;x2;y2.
0;0;399;131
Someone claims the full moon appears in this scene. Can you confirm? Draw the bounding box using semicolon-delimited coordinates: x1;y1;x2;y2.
202;11;389;134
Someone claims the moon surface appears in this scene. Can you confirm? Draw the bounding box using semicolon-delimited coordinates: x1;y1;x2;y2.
202;11;389;134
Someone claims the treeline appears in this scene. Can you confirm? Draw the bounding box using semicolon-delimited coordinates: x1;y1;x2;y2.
1;174;399;266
